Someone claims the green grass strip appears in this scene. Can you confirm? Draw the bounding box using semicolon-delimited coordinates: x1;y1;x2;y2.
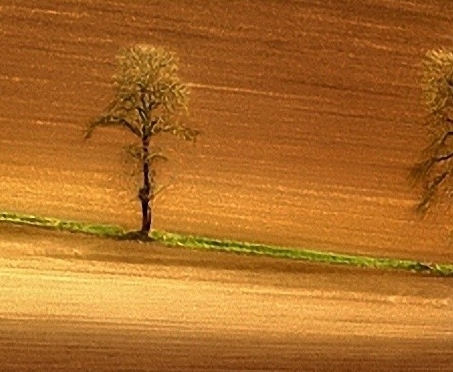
1;211;453;276
0;211;125;237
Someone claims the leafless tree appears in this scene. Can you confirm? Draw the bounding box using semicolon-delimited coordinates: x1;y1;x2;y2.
85;44;199;236
412;48;453;214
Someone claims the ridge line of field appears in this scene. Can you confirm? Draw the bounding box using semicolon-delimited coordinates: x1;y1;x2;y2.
1;211;452;276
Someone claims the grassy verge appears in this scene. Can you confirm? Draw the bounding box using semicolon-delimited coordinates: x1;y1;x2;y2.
1;211;453;276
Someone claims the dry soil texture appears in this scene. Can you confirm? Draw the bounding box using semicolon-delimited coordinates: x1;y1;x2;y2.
2;0;453;261
0;225;453;371
2;1;453;371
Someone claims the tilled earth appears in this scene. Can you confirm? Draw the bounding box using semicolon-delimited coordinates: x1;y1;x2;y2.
1;1;453;370
1;224;453;371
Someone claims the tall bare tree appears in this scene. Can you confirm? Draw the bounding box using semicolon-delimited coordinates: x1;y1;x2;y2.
412;48;453;214
85;44;199;236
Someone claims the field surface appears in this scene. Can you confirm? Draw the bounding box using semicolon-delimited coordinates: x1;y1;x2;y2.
2;0;453;261
1;224;453;371
1;0;453;370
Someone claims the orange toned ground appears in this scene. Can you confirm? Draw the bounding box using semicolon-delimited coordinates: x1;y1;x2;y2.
1;224;453;371
1;1;453;371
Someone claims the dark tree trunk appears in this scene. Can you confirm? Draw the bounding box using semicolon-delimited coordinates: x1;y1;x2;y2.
139;131;152;235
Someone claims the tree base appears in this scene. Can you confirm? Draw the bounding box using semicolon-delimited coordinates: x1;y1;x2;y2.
116;230;155;242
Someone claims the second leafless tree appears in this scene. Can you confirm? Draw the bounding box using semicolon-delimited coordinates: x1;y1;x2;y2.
411;48;453;214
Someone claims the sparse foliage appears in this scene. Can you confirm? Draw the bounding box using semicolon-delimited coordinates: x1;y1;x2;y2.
412;48;453;214
85;44;199;235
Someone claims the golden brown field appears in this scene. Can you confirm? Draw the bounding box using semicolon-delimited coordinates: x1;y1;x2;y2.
1;1;453;370
1;224;453;371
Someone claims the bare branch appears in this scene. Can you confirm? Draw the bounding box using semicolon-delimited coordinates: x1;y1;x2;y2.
417;171;449;214
435;152;453;163
438;129;453;146
149;152;168;163
179;127;200;142
136;106;148;125
140;95;147;111
410;148;453;189
124;144;168;164
85;115;140;139
148;97;159;112
152;121;200;142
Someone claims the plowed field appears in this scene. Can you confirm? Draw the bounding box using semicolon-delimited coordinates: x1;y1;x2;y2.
2;0;453;261
1;224;453;371
1;1;453;371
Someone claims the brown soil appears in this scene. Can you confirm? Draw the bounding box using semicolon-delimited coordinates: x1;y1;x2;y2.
1;224;453;371
1;1;453;370
1;0;453;263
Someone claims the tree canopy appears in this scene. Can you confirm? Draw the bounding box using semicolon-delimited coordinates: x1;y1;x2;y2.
85;44;199;235
412;48;453;213
85;44;198;142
